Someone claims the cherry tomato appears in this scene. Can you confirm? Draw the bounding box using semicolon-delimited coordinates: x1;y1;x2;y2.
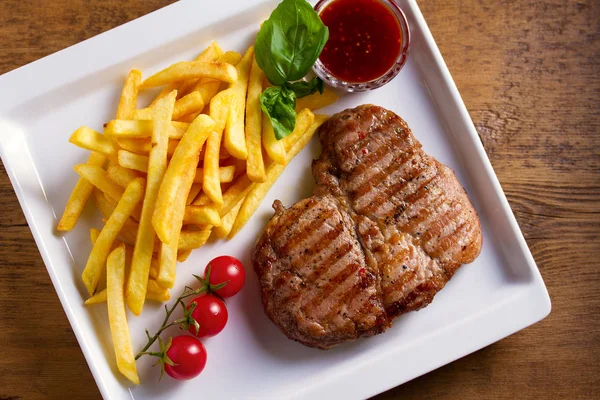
206;256;245;298
164;335;207;380
187;295;228;338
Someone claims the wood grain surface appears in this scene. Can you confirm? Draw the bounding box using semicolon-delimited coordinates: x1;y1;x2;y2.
0;1;598;399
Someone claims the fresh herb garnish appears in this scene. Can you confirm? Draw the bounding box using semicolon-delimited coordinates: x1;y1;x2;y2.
255;0;329;140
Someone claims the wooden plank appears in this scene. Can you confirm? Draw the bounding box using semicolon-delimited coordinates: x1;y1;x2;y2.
0;0;598;399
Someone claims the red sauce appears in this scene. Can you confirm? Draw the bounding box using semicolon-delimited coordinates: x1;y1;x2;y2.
318;0;403;83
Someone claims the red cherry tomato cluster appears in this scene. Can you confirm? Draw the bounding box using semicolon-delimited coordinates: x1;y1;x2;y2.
163;256;245;381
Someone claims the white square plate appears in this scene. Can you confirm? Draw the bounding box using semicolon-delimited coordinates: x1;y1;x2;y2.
0;0;551;399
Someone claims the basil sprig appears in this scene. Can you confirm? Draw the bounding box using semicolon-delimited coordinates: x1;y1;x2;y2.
255;0;329;140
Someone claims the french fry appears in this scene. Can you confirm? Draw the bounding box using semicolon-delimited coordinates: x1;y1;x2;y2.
127;91;176;316
105;120;189;139
177;249;193;263
175;43;226;97
284;114;329;155
177;250;193;263
146;279;171;302
190;51;242;106
81;178;145;295
280;109;315;152
295;87;338;112
175;110;202;123
57;152;107;231
153;114;214;244
224;46;253;160
118;150;149;173
158;161;198;288
262;117;286;165
74;164;124;203
229;116;326;238
141;62;237;88
84;289;107;305
149;41;223;107
86;278;169;305
116;138;179;157
89;229;134;293
172;91;205;120
214;199;243;239
179;228;212;250
117;217;141;245
134;91;205;122
69;126;118;158
90;227;101;244
203;89;232;205
94;188;115;219
191;192;212;206
183;205;221;226
186;183;202;205
106;245;139;385
245;54;266;182
219;174;254;217
131;107;153;120
89;227;107;292
193;165;235;184
103;193;142;223
149;257;160;280
116;70;142;119
107;165;142;188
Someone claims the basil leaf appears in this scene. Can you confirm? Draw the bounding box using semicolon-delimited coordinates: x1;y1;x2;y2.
255;0;329;86
260;86;297;140
284;77;324;98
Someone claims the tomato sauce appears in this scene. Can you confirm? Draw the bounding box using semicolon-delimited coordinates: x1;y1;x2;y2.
318;0;403;83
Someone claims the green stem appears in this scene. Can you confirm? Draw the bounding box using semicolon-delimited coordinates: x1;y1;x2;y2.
135;284;208;360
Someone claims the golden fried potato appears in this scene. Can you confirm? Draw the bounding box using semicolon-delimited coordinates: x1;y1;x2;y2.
142;62;237;88
262;117;286;165
116;69;143;119
57;152;106;231
69;126;118;158
82;178;145;295
280;109;315;152
203;89;233;205
156;41;224;102
74;164;124;203
115;138;179;157
157;163;198;288
183;205;221;226
229;115;326;238
107;165;142;188
295;87;338;112
118;150;148;173
193;165;235;184
153;114;214;244
172;91;205;120
224;46;254;160
105;120;189;139
188;51;242;107
220;174;254;217
106;244;139;384
178;228;212;250
214;199;243;239
245;54;266;182
127;91;175;316
186;183;202;205
177;250;193;263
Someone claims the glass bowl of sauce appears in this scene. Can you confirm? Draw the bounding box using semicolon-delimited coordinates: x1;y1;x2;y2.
313;0;410;92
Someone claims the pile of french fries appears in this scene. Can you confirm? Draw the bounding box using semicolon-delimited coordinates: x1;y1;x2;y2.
56;41;337;383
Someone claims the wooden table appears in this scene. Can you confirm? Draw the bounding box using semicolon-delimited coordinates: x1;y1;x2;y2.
0;1;598;399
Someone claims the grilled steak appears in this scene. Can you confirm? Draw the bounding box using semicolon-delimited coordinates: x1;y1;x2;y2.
253;105;482;349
